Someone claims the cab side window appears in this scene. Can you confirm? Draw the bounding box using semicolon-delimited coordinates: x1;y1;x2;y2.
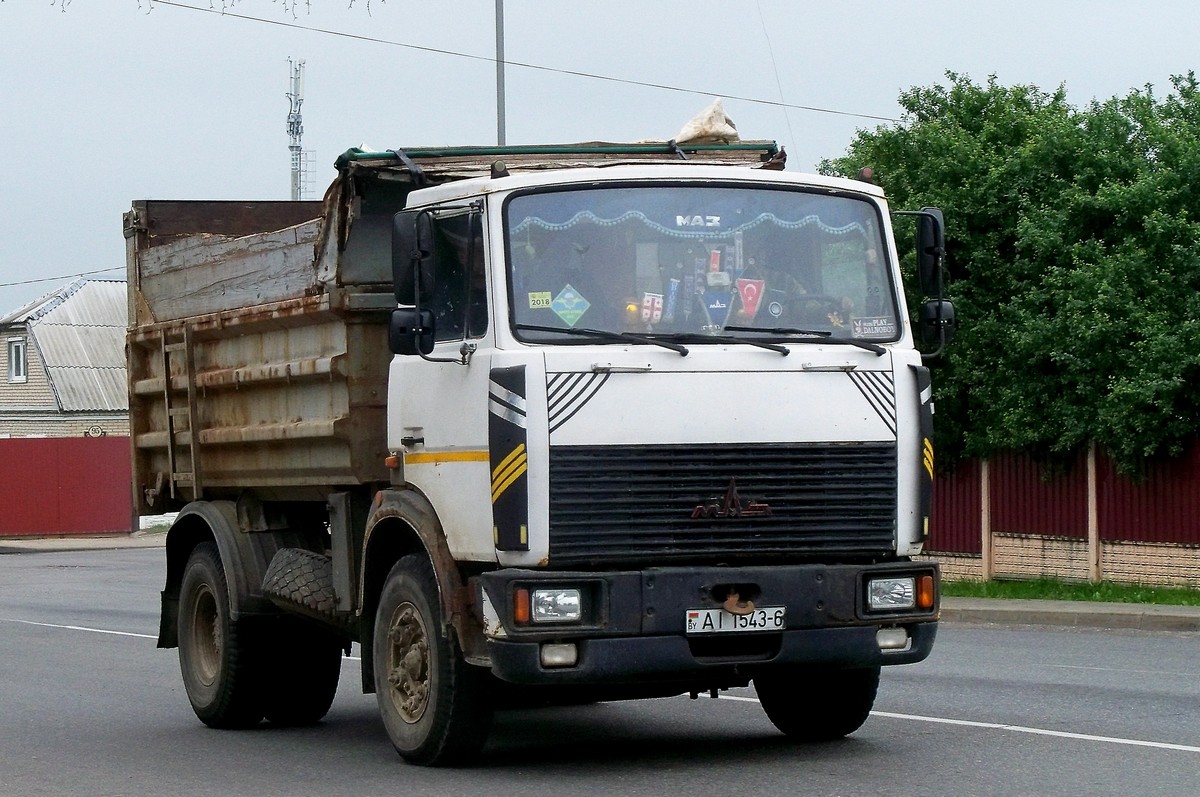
430;212;487;341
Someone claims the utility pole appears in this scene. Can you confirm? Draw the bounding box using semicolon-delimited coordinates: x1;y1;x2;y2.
287;58;306;201
495;0;506;145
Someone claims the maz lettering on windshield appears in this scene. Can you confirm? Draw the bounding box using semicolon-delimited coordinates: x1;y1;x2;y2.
676;215;721;228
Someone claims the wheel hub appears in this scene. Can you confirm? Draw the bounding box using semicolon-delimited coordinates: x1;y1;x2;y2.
386;602;430;723
190;584;221;687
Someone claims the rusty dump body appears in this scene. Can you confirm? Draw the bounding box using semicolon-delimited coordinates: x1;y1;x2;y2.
124;193;396;515
125;141;780;516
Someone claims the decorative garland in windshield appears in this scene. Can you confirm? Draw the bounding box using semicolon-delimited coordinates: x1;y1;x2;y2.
512;211;867;240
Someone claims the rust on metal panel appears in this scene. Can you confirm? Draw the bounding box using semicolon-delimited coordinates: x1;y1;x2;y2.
362;490;489;662
133;200;323;248
128;294;334;343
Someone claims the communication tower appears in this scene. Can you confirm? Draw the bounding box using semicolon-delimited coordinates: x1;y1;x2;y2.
286;58;308;201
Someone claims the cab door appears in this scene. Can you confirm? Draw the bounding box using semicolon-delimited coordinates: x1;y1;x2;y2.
389;207;497;562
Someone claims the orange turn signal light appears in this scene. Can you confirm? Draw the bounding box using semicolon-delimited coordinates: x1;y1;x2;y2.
513;588;531;624
917;574;936;610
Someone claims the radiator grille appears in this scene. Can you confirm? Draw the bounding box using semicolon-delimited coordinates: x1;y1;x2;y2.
547;443;896;566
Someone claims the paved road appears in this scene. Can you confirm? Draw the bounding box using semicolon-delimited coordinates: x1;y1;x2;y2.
1;548;1198;796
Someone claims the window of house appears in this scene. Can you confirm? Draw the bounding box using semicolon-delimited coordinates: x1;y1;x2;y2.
7;337;27;383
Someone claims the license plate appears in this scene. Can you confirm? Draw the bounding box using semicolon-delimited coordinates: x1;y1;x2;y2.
685;606;786;635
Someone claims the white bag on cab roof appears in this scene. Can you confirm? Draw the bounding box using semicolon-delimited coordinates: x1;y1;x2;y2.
673;98;740;145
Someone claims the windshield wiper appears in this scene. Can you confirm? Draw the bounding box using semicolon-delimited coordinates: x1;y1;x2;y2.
514;323;688;356
723;325;885;356
649;332;789;355
725;325;830;337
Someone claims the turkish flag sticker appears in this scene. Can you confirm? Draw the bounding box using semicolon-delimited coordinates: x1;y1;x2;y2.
736;278;766;320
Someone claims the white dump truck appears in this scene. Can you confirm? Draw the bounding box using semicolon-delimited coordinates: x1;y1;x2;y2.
125;140;953;766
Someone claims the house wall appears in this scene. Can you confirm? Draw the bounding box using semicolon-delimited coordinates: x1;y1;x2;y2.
1;324;58;428
0;322;128;439
0;413;130;438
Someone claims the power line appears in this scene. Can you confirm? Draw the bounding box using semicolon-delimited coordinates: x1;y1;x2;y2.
756;0;797;147
0;268;124;289
147;0;900;124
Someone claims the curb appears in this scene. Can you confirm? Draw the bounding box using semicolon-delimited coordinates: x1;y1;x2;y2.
0;531;167;555
941;597;1200;633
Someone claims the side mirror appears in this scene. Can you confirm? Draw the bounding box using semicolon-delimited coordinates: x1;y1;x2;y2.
389;307;435;356
916;207;945;298
919;299;956;346
392;210;436;306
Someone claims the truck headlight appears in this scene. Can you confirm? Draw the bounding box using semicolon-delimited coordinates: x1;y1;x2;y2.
530;588;582;623
868;576;916;610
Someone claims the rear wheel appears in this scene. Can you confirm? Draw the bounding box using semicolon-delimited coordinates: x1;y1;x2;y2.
261;620;344;726
373;555;492;766
754;665;880;742
177;541;264;728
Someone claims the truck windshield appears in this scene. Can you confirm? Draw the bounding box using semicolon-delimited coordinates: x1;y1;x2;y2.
505;184;899;344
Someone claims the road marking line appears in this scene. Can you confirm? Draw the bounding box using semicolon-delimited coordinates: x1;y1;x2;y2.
715;695;1200;753
870;711;1200;753
1050;663;1194;677
3;617;367;663
2;618;156;639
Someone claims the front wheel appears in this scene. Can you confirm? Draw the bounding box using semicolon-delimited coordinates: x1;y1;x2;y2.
754;665;880;742
373;555;493;766
177;541;264;728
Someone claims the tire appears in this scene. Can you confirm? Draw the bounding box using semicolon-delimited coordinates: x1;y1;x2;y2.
261;548;343;629
373;555;493;766
754;665;880;742
177;541;264;728
261;620;344;727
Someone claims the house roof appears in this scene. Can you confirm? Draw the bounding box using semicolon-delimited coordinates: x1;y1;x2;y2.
1;279;128;412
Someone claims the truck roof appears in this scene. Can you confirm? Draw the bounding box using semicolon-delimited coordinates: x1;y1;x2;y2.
334;140;784;184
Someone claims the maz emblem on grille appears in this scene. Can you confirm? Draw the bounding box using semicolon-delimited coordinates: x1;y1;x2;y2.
691;478;772;519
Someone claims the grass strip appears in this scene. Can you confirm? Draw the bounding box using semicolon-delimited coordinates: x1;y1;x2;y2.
941;577;1200;606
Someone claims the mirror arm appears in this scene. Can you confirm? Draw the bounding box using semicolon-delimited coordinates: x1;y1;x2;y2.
921;323;947;363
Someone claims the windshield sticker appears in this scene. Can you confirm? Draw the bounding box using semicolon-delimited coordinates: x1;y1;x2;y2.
735;278;765;321
766;288;786;319
662;278;681;323
706;270;731;287
528;291;553;310
852;317;898;338
641;293;664;324
703;291;732;327
551;284;591;327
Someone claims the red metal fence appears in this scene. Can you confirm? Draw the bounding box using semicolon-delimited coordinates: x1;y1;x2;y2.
0;436;133;537
1098;444;1200;544
929;442;1200;553
990;450;1089;539
927;459;982;554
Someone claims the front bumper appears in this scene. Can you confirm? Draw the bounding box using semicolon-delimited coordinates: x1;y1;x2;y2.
476;561;939;685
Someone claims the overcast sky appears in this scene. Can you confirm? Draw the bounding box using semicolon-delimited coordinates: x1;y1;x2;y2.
2;0;1199;313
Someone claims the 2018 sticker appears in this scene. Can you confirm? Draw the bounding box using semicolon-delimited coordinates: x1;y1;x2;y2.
528;291;552;309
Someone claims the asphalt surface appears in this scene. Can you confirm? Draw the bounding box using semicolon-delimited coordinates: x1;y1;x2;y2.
4;531;1200;633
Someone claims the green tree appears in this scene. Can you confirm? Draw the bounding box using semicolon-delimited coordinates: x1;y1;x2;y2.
822;72;1200;474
